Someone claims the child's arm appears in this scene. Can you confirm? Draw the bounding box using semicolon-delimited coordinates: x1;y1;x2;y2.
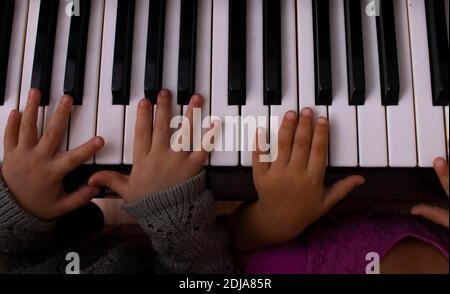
228;109;365;254
0;89;104;255
0;168;55;255
122;170;235;274
89;90;236;274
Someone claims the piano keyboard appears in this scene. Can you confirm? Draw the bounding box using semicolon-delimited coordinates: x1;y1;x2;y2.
0;0;448;168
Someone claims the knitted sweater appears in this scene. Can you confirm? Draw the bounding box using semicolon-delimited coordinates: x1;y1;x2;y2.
0;169;236;274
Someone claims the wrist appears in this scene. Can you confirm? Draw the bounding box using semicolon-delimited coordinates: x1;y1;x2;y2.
0;175;54;231
123;170;208;220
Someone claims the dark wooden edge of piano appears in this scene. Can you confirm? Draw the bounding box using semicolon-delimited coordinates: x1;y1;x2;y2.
64;165;448;204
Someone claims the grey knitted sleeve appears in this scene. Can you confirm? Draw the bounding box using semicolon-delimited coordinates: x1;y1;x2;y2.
0;168;56;254
123;170;237;274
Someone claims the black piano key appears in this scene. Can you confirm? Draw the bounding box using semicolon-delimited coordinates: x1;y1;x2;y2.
376;0;400;106
64;0;91;105
112;0;135;105
312;0;332;106
31;0;59;106
263;0;281;105
228;0;246;106
425;0;449;106
145;0;166;105
177;0;197;105
344;0;365;105
0;0;14;106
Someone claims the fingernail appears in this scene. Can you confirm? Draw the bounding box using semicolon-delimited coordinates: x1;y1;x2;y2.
433;157;446;169
28;89;41;104
410;206;422;215
88;186;101;196
92;136;104;146
301;108;312;117
317;117;327;125
9;109;19;118
139;98;151;108
61;95;72;106
357;176;366;185
159;89;170;98
192;94;203;105
29;88;40;97
285;111;297;120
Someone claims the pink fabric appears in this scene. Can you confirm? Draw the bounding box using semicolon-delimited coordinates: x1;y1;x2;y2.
246;213;449;274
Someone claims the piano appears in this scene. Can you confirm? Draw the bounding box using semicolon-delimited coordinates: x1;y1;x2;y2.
0;0;449;203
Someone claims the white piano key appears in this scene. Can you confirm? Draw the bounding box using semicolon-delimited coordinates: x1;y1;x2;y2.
240;0;267;167
68;0;104;163
192;0;213;164
0;0;28;161
270;0;298;160
386;0;417;167
162;0;182;120
328;0;358;167
43;0;71;152
210;0;239;166
296;0;327;119
407;0;447;167
446;106;449;158
19;0;44;138
95;0;124;164
358;0;388;167
123;0;149;165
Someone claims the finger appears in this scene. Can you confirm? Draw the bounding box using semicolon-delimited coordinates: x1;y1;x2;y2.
252;127;270;173
183;94;203;150
88;170;129;197
18;88;41;147
411;204;449;229
3;110;21;152
133;99;153;162
38;95;73;154
272;111;297;168
289;108;313;169
324;175;365;210
433;158;449;196
55;137;104;173
153;89;172;149
184;94;203;130
55;186;101;217
190;118;218;164
307;117;329;179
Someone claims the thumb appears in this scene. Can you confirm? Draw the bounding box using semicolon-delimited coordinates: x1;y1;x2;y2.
55;186;101;217
411;204;449;229
88;171;128;196
324;175;365;209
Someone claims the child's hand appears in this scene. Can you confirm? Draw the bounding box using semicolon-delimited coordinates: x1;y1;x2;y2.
229;109;365;252
411;158;449;228
1;89;105;220
89;90;212;203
